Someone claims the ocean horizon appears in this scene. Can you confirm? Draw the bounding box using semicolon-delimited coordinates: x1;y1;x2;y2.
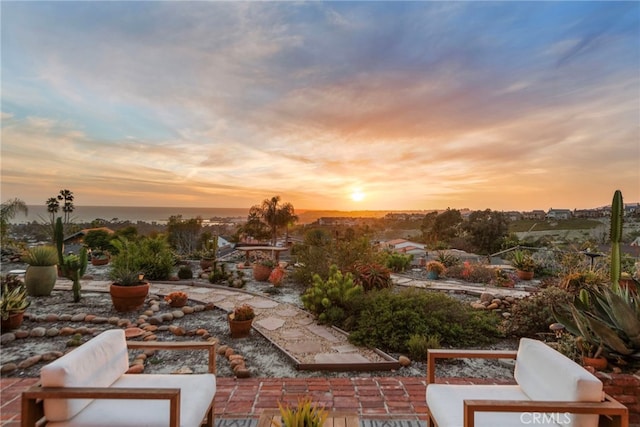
10;205;402;225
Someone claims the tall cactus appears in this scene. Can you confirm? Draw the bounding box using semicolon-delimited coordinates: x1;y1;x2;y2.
65;247;88;303
54;217;64;267
610;189;623;289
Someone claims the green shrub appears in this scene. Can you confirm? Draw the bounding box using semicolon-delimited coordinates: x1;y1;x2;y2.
349;288;501;353
137;236;175;280
177;265;193;280
435;251;460;268
209;262;230;284
504;286;572;337
301;265;363;327
407;333;441;361
386;253;413;272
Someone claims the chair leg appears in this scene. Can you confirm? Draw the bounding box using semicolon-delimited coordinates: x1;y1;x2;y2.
202;403;214;427
21;395;44;427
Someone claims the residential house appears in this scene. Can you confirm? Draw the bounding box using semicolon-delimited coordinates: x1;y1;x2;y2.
546;209;572;220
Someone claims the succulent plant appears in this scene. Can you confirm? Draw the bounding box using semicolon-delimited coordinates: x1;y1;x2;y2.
511;250;535;272
232;304;255;321
1;282;30;320
351;262;393;291
22;245;58;266
273;396;328;427
426;260;446;275
554;285;640;361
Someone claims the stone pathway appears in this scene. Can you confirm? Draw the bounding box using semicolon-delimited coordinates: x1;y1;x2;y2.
392;274;532;298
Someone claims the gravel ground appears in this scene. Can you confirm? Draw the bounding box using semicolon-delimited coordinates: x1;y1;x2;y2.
1;260;517;381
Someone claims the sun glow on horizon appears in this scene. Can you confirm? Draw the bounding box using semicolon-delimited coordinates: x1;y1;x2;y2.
351;189;365;202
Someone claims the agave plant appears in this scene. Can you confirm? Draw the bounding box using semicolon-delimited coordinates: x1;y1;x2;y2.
554;285;640;360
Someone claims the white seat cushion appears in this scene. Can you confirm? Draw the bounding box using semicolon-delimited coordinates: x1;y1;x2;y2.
46;373;216;427
41;330;129;421
514;338;603;427
426;384;562;427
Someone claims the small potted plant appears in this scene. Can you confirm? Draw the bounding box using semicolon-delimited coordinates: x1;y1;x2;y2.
228;303;255;338
253;258;276;282
575;336;607;371
90;249;110;266
22;245;58;296
108;237;149;312
1;277;30;330
426;260;446;280
272;396;328;427
164;291;189;308
511;250;535;280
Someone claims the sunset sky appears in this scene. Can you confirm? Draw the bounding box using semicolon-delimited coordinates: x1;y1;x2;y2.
1;1;639;212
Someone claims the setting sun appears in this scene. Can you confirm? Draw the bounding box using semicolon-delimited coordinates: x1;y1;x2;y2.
351;189;365;202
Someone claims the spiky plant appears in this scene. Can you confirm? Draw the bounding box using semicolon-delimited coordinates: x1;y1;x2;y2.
554;285;640;361
272;396;328;427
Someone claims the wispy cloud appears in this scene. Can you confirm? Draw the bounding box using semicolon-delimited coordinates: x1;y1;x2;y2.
1;1;638;211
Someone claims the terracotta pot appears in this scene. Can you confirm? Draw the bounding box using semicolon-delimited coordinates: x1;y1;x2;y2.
109;282;150;312
253;264;273;281
228;313;253;338
583;356;608;371
25;265;58;296
1;311;25;330
517;270;534;281
91;257;110;266
200;258;214;270
169;298;188;308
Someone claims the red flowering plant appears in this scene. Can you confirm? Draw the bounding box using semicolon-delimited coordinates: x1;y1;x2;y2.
268;266;286;287
164;291;188;305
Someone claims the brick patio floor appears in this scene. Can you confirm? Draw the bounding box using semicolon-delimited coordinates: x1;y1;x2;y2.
1;376;516;426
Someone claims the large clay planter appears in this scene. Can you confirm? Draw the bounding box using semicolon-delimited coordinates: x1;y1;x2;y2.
109;282;150;312
24;265;58;296
253;264;273;281
1;311;25;330
228;313;253;338
517;270;534;281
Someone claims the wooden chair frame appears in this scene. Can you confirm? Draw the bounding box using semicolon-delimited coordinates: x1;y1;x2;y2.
21;339;217;427
426;348;629;427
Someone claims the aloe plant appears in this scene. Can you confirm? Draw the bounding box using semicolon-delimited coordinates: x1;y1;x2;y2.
273;396;328;427
554;285;640;361
610;189;623;289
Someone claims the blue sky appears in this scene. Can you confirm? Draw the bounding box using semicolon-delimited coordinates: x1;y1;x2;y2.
1;1;638;211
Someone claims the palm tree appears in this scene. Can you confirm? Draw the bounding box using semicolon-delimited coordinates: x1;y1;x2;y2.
57;189;74;224
0;198;28;246
258;196;298;246
46;197;60;224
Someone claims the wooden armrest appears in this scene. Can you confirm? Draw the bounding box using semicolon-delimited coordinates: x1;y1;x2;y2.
127;339;217;374
22;385;181;427
463;395;629;427
427;349;518;384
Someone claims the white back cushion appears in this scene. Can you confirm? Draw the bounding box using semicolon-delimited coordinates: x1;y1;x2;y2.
514;338;603;427
41;329;129;422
